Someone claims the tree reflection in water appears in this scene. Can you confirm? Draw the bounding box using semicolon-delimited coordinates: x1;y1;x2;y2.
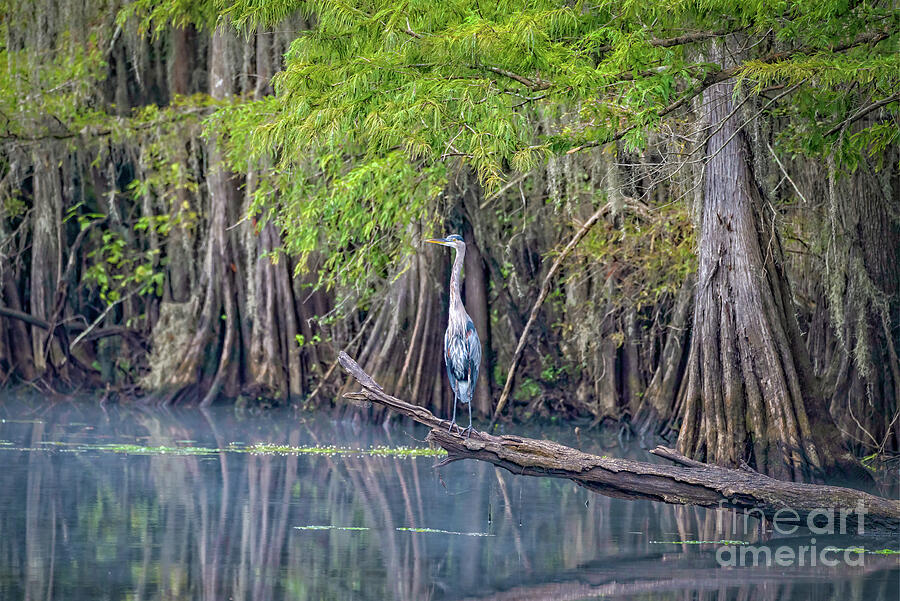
0;402;896;601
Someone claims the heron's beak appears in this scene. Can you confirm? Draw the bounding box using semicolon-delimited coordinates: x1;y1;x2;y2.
425;238;451;247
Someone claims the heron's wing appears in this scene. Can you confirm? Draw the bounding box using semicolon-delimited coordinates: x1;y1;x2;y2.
444;328;462;390
444;320;482;402
465;318;482;393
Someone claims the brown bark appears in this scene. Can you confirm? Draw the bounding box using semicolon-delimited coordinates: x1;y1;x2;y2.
818;151;900;454
240;27;292;399
398;253;428;392
595;302;618;421
622;309;645;417
165;25;198;303
273;248;304;398
197;27;240;407
245;209;287;397
339;235;451;417
462;223;492;415
339;351;900;533
0;204;36;380
29;148;64;375
148;26;242;405
675;47;863;482
40;219;99;371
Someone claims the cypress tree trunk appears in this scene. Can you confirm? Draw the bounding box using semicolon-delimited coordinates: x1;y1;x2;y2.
675;61;861;482
195;26;241;406
835;157;900;453
463;226;492;416
146;26;241;405
812;147;900;455
0;222;36;381
29;148;64;376
242;28;293;400
165;25;198;303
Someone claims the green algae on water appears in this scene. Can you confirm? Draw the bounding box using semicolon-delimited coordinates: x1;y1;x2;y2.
294;525;495;537
85;443;221;456
649;539;751;545
244;443;446;457
295;525;370;531
2;440;446;458
823;546;900;555
396;527;494;537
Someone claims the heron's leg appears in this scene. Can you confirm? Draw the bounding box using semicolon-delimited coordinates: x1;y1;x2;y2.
448;394;459;434
462;401;473;439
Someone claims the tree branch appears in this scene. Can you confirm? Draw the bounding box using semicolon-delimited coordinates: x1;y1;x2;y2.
483;66;552;91
824;92;900;137
0;106;214;144
41;219;104;361
338;352;900;533
567;28;896;154
592;28;746;54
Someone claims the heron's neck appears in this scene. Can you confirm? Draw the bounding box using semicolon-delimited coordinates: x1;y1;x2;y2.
449;245;466;312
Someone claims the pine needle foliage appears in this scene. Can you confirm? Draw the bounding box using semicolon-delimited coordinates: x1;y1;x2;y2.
222;0;896;164
208;0;897;288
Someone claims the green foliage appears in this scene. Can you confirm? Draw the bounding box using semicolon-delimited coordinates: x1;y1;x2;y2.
117;0;218;32
578;200;695;309
2;0;896;410
514;377;541;401
83;231;165;302
0;28;108;146
223;0;897;190
0;6;219;322
101;0;897;320
212;0;895;306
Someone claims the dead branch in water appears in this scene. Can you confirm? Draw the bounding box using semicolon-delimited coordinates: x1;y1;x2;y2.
339;352;900;533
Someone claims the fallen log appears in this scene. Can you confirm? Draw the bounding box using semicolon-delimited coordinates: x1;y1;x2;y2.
338;352;900;534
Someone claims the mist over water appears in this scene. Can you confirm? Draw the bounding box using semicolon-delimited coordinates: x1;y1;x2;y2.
0;398;896;601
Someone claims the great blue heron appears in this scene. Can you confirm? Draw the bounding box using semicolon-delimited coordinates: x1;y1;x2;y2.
426;234;482;437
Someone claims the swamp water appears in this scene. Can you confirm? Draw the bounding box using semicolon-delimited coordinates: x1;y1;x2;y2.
0;399;896;600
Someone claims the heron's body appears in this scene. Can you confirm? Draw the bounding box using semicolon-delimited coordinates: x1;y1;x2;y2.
426;234;482;436
444;312;480;406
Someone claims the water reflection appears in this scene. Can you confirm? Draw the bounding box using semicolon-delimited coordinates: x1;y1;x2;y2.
0;401;896;600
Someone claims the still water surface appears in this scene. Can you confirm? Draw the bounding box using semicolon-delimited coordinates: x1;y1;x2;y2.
0;398;896;600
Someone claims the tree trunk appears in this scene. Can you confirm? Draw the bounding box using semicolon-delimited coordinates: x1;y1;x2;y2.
29;148;63;376
165;24;198;303
463;224;492;416
145;26;241;405
242;28;291;400
595;310;618;421
196;26;240;407
817;150;900;455
0;249;36;381
675;51;862;482
622;309;645;418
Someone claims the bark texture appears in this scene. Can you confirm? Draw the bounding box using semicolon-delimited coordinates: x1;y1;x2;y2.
675;54;861;482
